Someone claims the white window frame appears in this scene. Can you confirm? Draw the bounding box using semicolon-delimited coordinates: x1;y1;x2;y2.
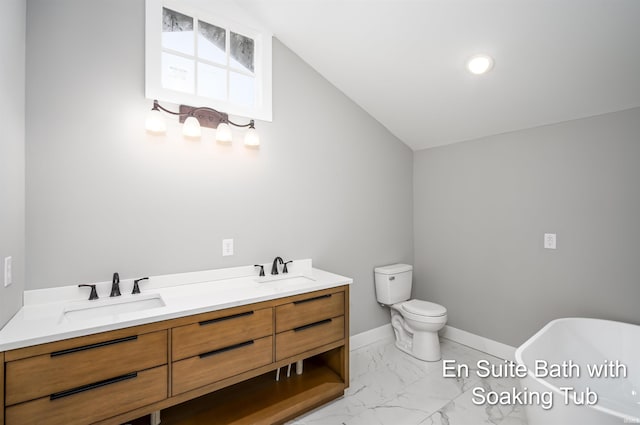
145;0;272;122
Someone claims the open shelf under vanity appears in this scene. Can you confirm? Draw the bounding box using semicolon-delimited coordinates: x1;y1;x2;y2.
160;355;345;425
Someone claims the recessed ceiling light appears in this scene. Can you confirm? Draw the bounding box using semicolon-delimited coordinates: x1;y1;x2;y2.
467;54;494;75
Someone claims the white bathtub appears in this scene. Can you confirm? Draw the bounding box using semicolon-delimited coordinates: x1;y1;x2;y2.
515;318;640;424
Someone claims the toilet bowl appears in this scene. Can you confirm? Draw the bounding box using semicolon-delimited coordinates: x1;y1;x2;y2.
374;264;447;361
390;300;447;361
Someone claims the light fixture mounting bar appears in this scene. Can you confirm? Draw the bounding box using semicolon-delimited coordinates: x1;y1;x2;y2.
179;105;229;130
149;99;256;134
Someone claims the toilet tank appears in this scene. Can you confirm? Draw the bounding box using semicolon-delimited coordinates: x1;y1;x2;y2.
374;264;413;305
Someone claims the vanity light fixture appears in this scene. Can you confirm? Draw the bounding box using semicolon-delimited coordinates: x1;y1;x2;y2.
466;54;494;75
145;100;260;146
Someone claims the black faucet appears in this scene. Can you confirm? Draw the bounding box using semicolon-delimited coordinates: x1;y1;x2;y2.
254;264;265;277
271;257;283;275
78;284;99;300
283;260;293;274
110;272;121;297
133;277;148;294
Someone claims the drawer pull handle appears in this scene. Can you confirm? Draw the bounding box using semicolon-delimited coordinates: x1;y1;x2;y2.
49;372;137;400
199;340;254;359
294;318;332;332
50;335;138;357
293;294;332;305
199;311;254;326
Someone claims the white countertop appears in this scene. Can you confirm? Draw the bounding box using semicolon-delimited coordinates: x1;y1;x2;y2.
0;259;352;352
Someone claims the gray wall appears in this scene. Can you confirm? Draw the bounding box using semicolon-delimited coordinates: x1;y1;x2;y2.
414;107;640;346
0;0;26;328
25;0;413;335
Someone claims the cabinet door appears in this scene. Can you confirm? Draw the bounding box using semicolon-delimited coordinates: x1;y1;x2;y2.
6;365;167;425
276;316;345;361
172;336;273;395
5;330;167;406
276;291;344;332
172;307;272;361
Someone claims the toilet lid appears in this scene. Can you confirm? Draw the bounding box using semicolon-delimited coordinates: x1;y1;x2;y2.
402;300;447;317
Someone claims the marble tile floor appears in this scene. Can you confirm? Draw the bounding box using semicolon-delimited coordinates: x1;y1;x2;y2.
288;337;528;425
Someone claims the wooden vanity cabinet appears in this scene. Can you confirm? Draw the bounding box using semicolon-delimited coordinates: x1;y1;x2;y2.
1;285;350;425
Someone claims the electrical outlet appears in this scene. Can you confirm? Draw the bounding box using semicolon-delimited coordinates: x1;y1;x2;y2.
222;239;234;256
4;256;13;287
544;233;557;250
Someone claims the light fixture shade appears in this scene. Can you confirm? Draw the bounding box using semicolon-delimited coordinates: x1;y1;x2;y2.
467;54;494;75
182;116;202;138
145;109;167;134
216;122;233;143
244;127;260;147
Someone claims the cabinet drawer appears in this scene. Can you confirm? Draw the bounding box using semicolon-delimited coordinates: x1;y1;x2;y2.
172;336;273;395
276;291;344;333
5;330;167;406
276;316;344;361
5;365;167;425
172;307;272;361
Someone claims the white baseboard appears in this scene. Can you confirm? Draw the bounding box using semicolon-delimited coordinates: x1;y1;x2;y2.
350;324;393;350
440;325;516;361
350;323;516;360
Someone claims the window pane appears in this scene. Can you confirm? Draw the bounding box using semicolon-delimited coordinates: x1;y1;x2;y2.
198;21;226;65
162;52;195;94
198;63;226;100
162;8;194;55
230;32;254;73
229;72;255;106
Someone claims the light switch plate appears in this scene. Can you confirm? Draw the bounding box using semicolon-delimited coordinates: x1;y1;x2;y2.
4;256;12;287
222;239;234;256
544;233;557;250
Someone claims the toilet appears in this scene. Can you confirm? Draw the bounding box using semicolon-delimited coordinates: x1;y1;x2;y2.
374;264;447;361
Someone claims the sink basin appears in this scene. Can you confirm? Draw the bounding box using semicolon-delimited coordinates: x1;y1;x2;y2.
254;273;316;284
254;273;318;292
62;293;165;322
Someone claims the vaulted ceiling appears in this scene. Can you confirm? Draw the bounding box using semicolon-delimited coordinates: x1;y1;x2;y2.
237;0;640;150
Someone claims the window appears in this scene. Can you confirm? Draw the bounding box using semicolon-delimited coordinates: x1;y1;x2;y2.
145;0;272;122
